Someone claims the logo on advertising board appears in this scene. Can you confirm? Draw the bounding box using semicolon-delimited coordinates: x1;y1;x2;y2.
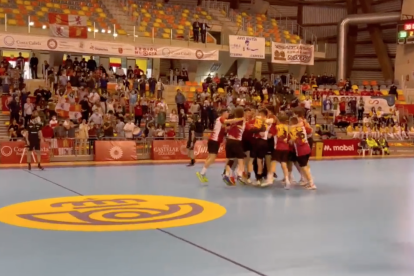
322;140;360;157
47;39;58;50
0;142;50;164
94;141;137;161
162;48;171;57
3;36;15;47
195;50;204;59
118;48;123;54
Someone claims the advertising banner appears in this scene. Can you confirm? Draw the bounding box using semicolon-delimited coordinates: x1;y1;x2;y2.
321;95;396;115
229;35;265;59
152;140;226;160
0;141;50;164
322;139;360;157
0;33;219;61
271;42;314;65
94;141;137;161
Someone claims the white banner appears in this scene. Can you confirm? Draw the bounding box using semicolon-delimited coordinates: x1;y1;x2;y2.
0;33;219;61
271;42;314;65
229;35;265;59
321;95;396;115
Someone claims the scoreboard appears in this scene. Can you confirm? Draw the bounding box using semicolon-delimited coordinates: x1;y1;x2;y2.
397;20;414;44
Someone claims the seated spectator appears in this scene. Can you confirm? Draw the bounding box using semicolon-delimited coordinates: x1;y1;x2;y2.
377;136;390;155
366;135;382;155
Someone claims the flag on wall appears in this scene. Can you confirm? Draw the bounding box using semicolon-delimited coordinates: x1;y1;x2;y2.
48;13;88;39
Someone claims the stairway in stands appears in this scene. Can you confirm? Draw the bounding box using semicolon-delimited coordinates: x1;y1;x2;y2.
0;114;9;140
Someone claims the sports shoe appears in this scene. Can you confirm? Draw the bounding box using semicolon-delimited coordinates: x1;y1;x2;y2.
196;172;208;183
284;183;291;190
305;184;317;190
261;179;273;187
222;175;231;186
229;176;236;186
28;163;31;171
38;164;44;171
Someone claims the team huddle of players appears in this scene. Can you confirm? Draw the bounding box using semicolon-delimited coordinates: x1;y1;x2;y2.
195;106;316;190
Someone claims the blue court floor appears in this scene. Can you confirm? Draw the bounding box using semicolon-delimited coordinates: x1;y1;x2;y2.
1;159;414;276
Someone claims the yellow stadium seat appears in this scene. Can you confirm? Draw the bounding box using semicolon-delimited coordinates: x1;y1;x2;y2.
140;21;147;26
133;11;139;16
24;0;30;4
0;13;4;19
143;32;151;37
96;8;103;13
36;11;45;17
138;26;145;32
63;9;71;14
162;33;169;39
182;13;188;17
141;9;147;13
156;3;163;7
265;41;270;47
53;3;60;8
201;11;207;16
351;85;359;90
99;13;106;18
87;20;92;26
25;6;34;11
153;22;160;27
132;3;137;8
82;6;89;11
0;0;7;3
381;90;388;96
283;30;289;35
117;29;126;35
397;89;403;95
5;121;10;126
206;15;212;20
164;28;170;33
159;10;165;15
193;14;199;19
190;87;196;92
144;13;151;18
46;3;53;8
155;18;162;23
183;9;189;13
78;10;85;16
16;0;24;4
177;25;184;30
176;29;184;35
7;19;17;25
185;21;191;26
334;90;339;95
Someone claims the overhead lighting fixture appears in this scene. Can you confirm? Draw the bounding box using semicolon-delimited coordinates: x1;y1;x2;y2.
29;22;34;26
107;30;112;34
42;25;47;29
94;29;98;33
101;29;106;33
113;33;118;37
88;28;91;32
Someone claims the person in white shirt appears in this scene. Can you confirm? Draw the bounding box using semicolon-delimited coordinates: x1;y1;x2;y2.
123;119;136;139
115;67;125;79
92;102;103;116
23;98;33;128
88;110;103;125
78;119;89;155
88;90;100;105
157;99;168;112
115;117;125;137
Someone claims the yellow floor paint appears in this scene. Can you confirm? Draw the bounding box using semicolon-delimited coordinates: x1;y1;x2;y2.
0;195;227;232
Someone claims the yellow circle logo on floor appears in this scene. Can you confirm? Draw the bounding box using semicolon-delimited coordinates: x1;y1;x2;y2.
0;195;226;232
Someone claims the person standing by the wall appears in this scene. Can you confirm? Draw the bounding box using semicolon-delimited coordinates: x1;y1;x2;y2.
192;20;200;43
30;54;39;79
200;21;211;43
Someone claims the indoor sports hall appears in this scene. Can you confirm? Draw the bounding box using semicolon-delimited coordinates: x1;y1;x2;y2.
0;158;413;276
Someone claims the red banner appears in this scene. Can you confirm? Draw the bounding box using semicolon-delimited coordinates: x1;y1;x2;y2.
2;95;36;113
94;141;137;161
322;139;360;157
152;140;226;160
0;141;50;164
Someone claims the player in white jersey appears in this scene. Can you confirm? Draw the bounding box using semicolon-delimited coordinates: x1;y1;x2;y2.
197;109;244;183
222;107;246;186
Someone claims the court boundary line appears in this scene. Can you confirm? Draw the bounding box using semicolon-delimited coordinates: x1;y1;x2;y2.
24;170;268;276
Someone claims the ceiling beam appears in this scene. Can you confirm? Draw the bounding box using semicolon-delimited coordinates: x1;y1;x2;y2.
359;0;394;81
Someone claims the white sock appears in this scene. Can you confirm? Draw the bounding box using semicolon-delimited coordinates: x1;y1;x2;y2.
201;167;207;175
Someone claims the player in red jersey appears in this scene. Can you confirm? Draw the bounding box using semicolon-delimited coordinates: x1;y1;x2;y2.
242;108;256;184
265;113;290;187
264;106;277;183
248;108;270;185
289;117;316;190
222;107;246;186
196;109;243;183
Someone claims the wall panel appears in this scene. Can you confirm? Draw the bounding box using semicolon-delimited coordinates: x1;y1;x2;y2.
302;6;347;24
